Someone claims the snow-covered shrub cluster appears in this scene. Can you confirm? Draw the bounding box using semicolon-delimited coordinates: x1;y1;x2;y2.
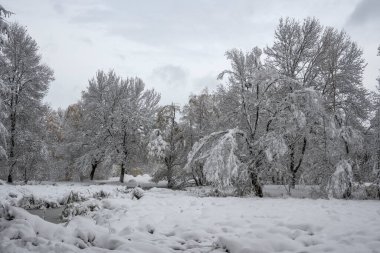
17;195;60;209
3;188;380;252
61;200;100;221
0;205;138;252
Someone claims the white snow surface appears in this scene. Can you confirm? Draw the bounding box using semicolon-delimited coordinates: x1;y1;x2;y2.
1;183;380;252
0;174;166;208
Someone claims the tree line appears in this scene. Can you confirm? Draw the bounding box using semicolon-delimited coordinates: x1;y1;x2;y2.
0;8;379;198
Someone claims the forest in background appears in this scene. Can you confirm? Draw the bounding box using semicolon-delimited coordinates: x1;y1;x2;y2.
1;4;380;199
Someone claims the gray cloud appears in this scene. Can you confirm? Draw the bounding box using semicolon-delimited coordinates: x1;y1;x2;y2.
5;0;378;108
193;74;220;91
80;37;93;45
68;0;261;48
53;4;64;15
50;0;65;15
151;65;188;89
346;0;380;26
70;7;114;24
115;53;125;61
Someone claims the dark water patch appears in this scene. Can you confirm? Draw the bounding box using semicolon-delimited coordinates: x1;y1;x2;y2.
26;207;65;224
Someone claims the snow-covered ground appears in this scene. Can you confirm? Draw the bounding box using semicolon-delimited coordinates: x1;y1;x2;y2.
1;179;380;252
0;175;166;208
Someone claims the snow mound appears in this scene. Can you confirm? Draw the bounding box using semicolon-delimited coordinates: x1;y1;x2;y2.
132;187;144;200
327;160;353;199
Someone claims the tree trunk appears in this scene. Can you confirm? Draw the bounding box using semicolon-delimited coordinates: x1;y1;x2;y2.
8;91;17;184
7;174;13;184
24;166;28;184
90;161;98;180
289;137;307;189
119;163;125;183
192;174;199;186
289;145;296;189
7;119;16;183
167;167;174;188
291;171;297;189
249;170;263;197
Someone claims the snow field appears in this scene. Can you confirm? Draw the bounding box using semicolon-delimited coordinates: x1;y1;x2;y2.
1;184;380;253
0;174;165;208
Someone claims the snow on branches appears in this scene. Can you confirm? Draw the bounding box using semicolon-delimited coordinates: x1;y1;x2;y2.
0;4;12;44
147;129;168;160
327;160;353;199
185;129;246;188
259;133;288;162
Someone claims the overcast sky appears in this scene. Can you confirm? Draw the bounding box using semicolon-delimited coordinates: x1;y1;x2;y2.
3;0;380;109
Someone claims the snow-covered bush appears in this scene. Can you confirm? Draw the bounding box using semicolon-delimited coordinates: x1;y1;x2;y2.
62;191;88;205
132;187;144;200
364;184;380;199
92;190;110;200
17;195;59;209
61;201;100;221
327;160;353;199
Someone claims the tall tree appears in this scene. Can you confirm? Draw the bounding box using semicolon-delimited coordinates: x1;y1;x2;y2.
80;71;160;183
265;17;368;187
111;77;160;183
0;4;12;163
216;47;281;196
0;23;54;183
182;89;219;141
185;47;281;196
148;104;185;188
369;46;380;187
79;71;120;180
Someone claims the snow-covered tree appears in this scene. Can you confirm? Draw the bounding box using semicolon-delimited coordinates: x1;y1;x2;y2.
16;105;50;183
148;104;185;188
76;71;160;182
0;4;12;163
184;48;283;196
0;23;54;182
365;46;380;191
182;89;220;142
376;47;380;190
44;108;67;180
61;104;87;180
0;4;12;45
181;90;221;185
265;17;368;189
99;75;160;183
265;17;324;85
79;71;120;180
184;18;367;197
184;129;247;189
119;78;159;183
